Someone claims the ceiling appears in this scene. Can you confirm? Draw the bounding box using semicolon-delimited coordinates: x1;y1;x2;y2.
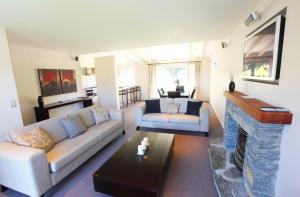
80;41;217;66
0;0;260;54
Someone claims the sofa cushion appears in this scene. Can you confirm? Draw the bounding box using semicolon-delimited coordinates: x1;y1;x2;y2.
169;114;200;125
47;134;98;172
142;113;170;123
174;98;199;114
78;108;96;127
12;128;54;152
159;98;174;113
39;117;69;143
61;115;87;138
145;99;161;113
84;120;122;141
7;123;40;143
91;106;111;124
166;103;179;114
186;101;203;116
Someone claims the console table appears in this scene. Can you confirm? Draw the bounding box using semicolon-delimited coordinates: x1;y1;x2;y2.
34;97;93;122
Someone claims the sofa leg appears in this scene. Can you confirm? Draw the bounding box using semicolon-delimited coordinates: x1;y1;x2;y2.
136;126;140;131
205;132;209;137
0;185;8;192
122;130;126;135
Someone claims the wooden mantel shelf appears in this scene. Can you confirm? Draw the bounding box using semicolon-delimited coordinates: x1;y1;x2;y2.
224;91;293;124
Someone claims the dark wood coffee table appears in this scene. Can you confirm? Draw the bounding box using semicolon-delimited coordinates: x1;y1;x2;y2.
93;131;175;197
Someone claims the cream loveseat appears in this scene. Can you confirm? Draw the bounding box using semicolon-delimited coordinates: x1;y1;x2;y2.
135;98;210;136
0;106;125;197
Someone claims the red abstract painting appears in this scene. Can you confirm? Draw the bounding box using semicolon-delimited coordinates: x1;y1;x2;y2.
38;69;62;96
60;70;77;93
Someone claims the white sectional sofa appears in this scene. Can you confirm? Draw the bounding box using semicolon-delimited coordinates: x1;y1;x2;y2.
0;106;125;197
135;98;210;136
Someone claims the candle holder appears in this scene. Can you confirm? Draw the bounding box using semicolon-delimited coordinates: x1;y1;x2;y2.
137;138;150;156
143;137;150;146
137;145;144;155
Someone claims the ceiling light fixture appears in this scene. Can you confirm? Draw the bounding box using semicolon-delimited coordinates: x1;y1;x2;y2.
221;41;230;49
221;37;231;49
244;11;261;26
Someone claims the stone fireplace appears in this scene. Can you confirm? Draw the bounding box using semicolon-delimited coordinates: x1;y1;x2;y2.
209;91;292;197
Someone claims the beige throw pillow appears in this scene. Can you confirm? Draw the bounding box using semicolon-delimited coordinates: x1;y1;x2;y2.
167;103;179;114
91;106;111;124
13;128;54;152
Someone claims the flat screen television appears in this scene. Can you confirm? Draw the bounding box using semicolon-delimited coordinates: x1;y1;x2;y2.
242;15;285;84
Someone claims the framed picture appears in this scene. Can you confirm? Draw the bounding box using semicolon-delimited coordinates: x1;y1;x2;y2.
60;69;77;93
38;69;62;97
242;15;285;84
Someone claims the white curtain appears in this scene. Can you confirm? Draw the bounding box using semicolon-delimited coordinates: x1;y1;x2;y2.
187;63;196;95
149;64;158;98
194;62;201;99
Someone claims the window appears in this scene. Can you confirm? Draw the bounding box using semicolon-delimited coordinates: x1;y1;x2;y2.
152;63;196;96
156;64;189;91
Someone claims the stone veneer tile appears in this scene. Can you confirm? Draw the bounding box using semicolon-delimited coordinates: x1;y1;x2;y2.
209;141;248;196
224;111;238;151
223;167;243;179
208;146;227;170
213;167;247;197
209;136;224;146
222;100;285;197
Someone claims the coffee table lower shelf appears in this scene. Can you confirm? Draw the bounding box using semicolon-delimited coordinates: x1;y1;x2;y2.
93;179;159;197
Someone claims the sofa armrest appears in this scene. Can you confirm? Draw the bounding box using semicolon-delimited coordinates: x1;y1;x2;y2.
0;143;52;197
135;102;146;126
200;105;210;132
109;109;125;130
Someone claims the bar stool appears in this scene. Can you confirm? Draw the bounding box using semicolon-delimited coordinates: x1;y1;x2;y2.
128;87;136;104
134;86;141;101
118;88;128;108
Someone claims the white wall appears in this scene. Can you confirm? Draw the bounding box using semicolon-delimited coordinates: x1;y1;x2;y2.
94;56;119;109
9;44;84;125
134;62;149;100
79;55;94;68
209;0;300;196
199;58;211;101
0;28;23;141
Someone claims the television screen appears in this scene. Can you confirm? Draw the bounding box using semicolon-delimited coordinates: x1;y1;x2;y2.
242;15;285;83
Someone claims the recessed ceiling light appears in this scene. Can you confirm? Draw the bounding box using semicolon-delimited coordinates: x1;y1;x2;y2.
172;31;178;34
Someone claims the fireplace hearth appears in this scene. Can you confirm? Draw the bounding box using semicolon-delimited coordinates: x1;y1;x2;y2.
234;126;248;172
